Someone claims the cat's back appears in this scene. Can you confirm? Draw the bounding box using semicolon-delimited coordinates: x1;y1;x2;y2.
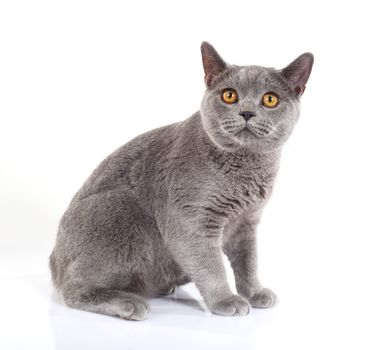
72;121;178;201
72;114;203;203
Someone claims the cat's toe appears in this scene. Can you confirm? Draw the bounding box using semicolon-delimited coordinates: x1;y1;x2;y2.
210;295;250;316
249;288;278;309
118;300;150;321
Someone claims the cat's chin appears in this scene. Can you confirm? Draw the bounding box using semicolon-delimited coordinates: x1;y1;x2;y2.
226;129;281;154
204;125;277;153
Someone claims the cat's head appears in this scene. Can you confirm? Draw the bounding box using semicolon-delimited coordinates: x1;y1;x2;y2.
200;42;313;153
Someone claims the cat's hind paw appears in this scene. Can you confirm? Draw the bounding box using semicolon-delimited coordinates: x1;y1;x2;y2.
118;299;150;321
210;295;250;316
249;288;278;309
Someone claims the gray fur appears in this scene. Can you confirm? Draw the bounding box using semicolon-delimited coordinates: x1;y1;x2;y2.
50;42;313;320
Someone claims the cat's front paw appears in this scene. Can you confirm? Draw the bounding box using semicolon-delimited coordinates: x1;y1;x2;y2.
210;295;250;316
249;288;278;308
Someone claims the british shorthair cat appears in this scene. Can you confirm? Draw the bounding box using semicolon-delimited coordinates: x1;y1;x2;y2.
50;42;313;320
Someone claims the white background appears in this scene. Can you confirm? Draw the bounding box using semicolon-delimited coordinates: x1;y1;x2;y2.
1;0;369;349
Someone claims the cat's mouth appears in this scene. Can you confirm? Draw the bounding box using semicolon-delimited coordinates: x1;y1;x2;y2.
230;121;274;140
244;122;274;138
235;127;257;139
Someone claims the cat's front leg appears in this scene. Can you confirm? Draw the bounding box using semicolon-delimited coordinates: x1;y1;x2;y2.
165;217;250;316
223;215;278;308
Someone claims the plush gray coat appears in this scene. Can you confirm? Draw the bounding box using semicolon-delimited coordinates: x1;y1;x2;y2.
50;42;313;320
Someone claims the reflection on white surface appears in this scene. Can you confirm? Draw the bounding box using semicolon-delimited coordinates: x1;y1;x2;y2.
49;285;261;350
0;248;369;350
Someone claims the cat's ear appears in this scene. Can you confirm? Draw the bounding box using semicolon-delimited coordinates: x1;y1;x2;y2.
281;53;314;96
201;42;228;87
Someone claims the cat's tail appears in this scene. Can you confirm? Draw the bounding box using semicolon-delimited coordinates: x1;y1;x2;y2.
49;250;60;287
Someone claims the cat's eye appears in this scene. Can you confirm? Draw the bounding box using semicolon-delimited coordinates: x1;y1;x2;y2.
262;93;279;108
222;89;238;104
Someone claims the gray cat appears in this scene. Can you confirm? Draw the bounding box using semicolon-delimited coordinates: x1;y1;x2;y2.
50;42;313;320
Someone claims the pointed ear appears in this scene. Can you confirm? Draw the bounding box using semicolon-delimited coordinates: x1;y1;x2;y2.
201;42;227;87
281;53;314;96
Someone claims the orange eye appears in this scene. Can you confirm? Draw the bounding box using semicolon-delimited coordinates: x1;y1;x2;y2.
262;93;279;108
222;89;238;104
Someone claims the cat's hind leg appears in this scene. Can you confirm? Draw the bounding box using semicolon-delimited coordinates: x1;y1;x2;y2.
53;192;158;320
62;281;150;321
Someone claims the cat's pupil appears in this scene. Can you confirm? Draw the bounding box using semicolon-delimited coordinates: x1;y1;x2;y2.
268;96;273;102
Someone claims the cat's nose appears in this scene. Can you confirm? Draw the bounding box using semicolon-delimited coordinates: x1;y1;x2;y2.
239;111;256;122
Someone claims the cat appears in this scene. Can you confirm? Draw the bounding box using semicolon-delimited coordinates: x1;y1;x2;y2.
49;42;313;320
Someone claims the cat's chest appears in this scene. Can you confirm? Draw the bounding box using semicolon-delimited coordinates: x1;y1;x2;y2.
212;171;274;213
205;154;278;215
